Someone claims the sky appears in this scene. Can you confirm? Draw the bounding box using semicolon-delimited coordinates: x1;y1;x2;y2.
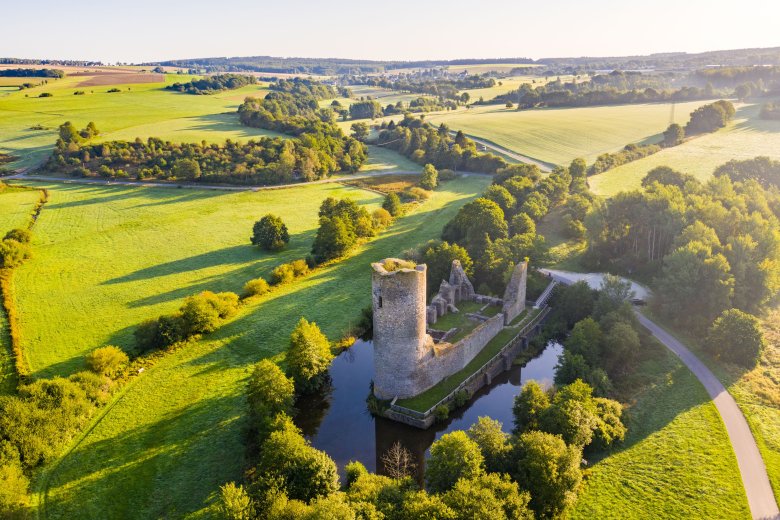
2;0;779;63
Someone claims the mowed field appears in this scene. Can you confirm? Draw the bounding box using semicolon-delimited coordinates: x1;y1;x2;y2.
459;74;587;103
589;102;780;196
36;175;491;519
422;100;713;166
0;73;273;170
12;181;383;380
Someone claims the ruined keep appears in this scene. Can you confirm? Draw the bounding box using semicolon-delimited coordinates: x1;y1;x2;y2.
372;257;528;400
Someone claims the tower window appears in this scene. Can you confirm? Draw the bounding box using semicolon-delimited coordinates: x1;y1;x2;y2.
378;296;383;308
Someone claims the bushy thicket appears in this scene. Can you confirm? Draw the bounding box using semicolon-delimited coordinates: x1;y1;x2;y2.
269;78;347;100
586;167;780;332
490;71;720;109
135;291;240;351
375;116;508;173
715;156;780;189
588;143;661;175
344;73;495;100
310;197;390;263
684;100;735;135
0;68;64;78
251;214;289;251
166;74;257;94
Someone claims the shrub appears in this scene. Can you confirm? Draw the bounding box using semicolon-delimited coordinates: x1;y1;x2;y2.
270;263;295;285
85;346;129;377
251;214;290;251
179;291;239;335
311;216;356;263
107;88;121;93
425;430;484;493
706;308;765;367
453;389;470;408
38;92;52;97
434;404;450;422
404;186;431;201
438;169;456;181
243;277;270;297
0;239;31;269
371;208;393;229
287;318;334;393
420;163;439;190
218;482;255;520
382;192;402;216
290;259;309;277
247;359;295;440
3;229;31;244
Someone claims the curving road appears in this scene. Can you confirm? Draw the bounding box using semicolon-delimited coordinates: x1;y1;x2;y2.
448;130;554;172
543;269;780;520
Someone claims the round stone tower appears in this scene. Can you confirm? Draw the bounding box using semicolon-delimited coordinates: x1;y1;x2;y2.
371;259;432;400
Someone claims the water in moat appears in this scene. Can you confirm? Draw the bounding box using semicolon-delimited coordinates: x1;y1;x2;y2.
294;339;563;481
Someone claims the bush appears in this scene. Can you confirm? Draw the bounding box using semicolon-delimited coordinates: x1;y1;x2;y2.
107;88;121;93
85;346;129;377
404;187;431;202
311;216;356;263
243;277;270;297
179;291;239;335
453;389;470;408
0;239;31;269
425;430;484;493
3;229;31;244
290;259;309;277
371;208;393;229
382;192;402;216
270;263;295;285
38;92;52;97
438;169;456;181
434;404;450;422
706;308;765;367
420;163;438;190
251;214;290;251
218;482;255;520
247;359;295;440
287;318;334;393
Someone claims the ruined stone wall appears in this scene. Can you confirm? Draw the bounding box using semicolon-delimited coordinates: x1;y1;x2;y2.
502;261;528;325
413;313;506;393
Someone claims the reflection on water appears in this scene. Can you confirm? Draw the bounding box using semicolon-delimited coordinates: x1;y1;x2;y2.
294;339;562;479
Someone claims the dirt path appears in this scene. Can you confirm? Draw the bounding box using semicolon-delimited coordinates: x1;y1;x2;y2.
543;268;780;520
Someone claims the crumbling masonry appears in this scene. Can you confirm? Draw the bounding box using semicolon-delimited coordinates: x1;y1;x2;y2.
372;258;528;400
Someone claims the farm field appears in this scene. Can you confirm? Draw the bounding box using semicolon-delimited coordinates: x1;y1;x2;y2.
35;174;491;519
12;181;382;379
459;74;586;102
346;84;438;107
589;102;780;196
0;73;271;170
422;100;713;166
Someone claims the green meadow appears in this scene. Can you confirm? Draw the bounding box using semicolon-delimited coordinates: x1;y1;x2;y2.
12;181;384;380
35;175;491;519
0;74;272;170
589;102;780;196
423;100;712;166
572;362;750;519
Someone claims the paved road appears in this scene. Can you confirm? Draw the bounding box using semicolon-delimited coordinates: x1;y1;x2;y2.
448;130;553;172
544;269;780;519
637;314;779;520
2;170;432;192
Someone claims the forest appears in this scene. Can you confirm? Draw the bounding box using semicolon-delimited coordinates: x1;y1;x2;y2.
165;73;257;94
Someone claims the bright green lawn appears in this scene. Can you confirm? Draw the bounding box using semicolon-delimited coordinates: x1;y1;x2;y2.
13;182;381;379
589;102;780;196
0;74;271;170
572;364;750;519
36;175;490;519
422;100;713;166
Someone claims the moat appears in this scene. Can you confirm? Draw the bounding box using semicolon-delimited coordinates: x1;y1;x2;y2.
294;338;562;480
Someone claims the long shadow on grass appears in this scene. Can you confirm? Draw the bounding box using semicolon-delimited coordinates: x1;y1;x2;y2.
103;229;317;288
42;179;487;517
43;393;249;520
43;183;231;210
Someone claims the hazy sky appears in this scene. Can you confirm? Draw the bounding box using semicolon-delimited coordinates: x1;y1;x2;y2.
3;0;779;63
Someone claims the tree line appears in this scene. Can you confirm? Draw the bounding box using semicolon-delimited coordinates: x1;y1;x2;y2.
0;68;64;78
165;73;257;94
374;115;508;173
269;77;349;100
585;163;780;356
343;73;495;101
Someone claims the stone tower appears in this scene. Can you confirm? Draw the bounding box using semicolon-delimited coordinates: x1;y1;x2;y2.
371;259;433;400
502;260;528;325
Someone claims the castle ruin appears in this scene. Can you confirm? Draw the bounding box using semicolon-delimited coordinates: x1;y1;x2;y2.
372;257;528;400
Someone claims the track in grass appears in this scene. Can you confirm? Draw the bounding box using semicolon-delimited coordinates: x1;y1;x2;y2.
37;175;490;519
422;100;713;166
